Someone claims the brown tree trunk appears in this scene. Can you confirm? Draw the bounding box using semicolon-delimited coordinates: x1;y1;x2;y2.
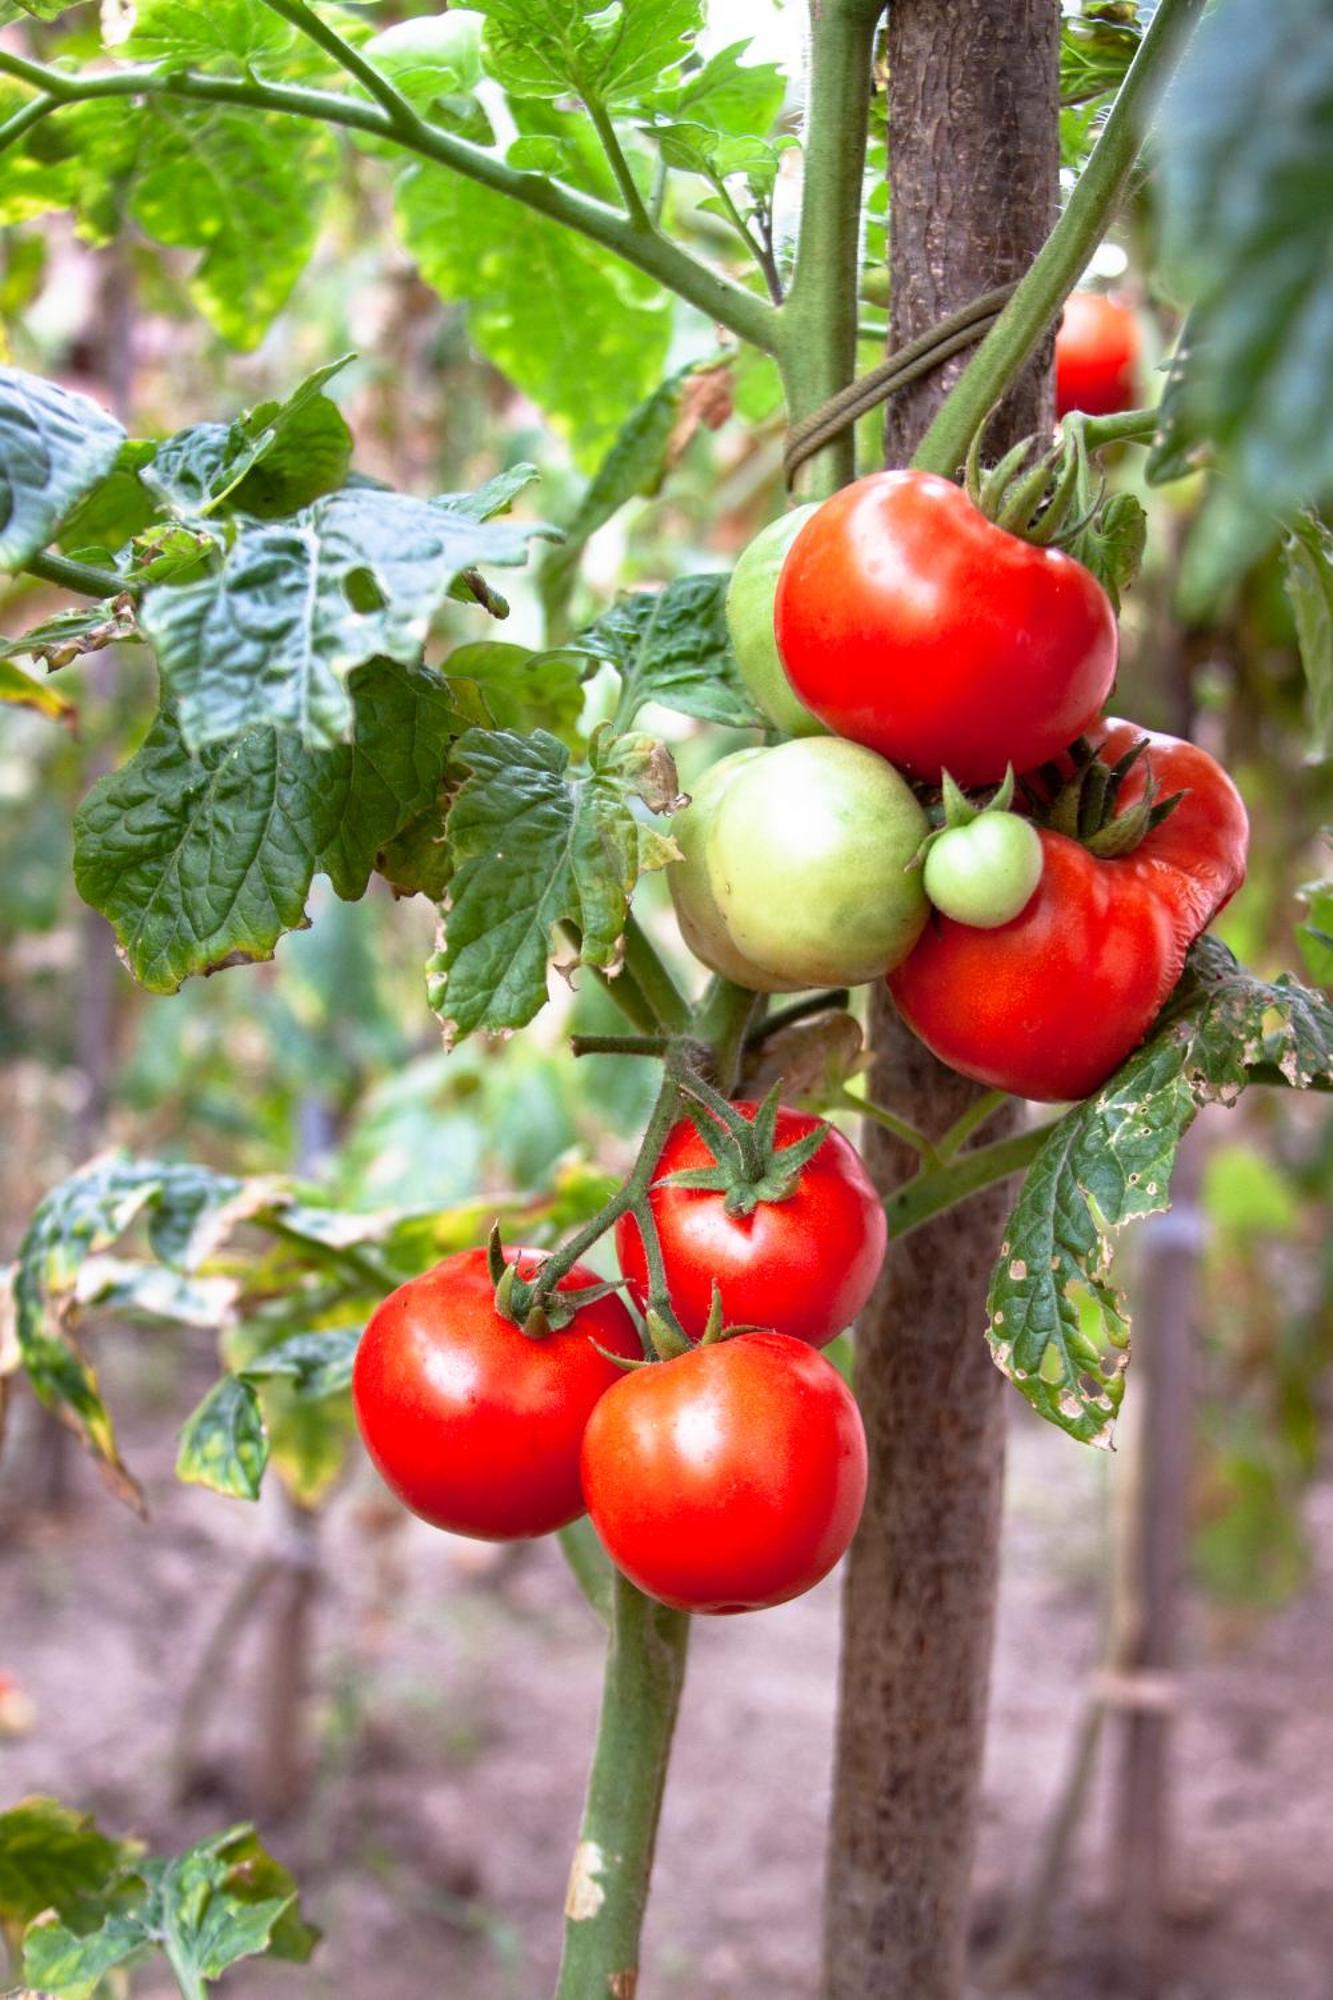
822;7;1061;1997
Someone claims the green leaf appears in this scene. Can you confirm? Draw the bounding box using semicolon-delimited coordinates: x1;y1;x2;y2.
0;1799;133;1934
74;659;461;990
0;368;125;572
141;486;549;752
428;723;678;1043
0;93;137;237
988;940;1333;1447
395;161;672;466
126;0;296;70
57;439;160;554
1297;854;1333;985
1059;10;1140;106
239;1325;361;1399
577;572;762;727
177;1374;268;1500
644;38;785;139
444;639;588;741
144;357;355;521
130;103;335;350
1282;512;1333;758
1154;0;1333;519
474;0;703;106
1064;490;1148;614
359;11;490;141
0;654;75;718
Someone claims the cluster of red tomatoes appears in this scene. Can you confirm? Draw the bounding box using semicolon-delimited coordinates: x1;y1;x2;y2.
353;1102;883;1613
709;294;1248;1104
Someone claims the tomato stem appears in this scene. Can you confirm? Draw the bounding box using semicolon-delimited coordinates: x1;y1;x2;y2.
569;1033;671;1059
935;1089;1011;1161
835;1086;939;1166
622;914;692;1036
886;1122;1058;1239
745;988;853;1048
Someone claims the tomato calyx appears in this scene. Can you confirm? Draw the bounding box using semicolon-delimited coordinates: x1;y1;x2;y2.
487;1223;625;1340
1021;734;1186;859
910;764;1018;865
964;423;1096;549
659;1080;830;1219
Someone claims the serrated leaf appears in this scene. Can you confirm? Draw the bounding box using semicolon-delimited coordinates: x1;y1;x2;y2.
444;639;588;741
1154;0;1333;521
0;1799;133;1933
428;724;677;1042
74;659;460;989
57;439;160;554
1064;490;1147;613
474;0;702;106
130;103;335;350
144;357;354;521
140;487;549;751
988;939;1333;1446
0;368;125;571
1282;512;1333;758
126;0;296;70
644;38;786;140
436;461;542;522
577;571;762;727
396;160;672;466
177;1374;268;1499
0;655;75;718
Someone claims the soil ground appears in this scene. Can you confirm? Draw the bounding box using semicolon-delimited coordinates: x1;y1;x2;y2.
3;1333;1332;2000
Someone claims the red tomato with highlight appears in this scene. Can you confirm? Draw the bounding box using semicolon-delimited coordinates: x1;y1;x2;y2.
774;470;1117;786
888;721;1249;1102
581;1332;868;1613
1055;292;1140;419
353;1245;642;1540
614;1103;885;1347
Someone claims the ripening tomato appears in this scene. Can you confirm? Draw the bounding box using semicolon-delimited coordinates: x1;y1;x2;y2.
1055;292;1140;419
773;469;1117;787
726;506;827;737
667;750;797;992
353;1246;642;1539
581;1332;868;1613
615;1102;886;1347
889;721;1249;1101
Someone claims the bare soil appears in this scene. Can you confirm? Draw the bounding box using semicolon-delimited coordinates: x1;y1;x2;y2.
3;1337;1332;2000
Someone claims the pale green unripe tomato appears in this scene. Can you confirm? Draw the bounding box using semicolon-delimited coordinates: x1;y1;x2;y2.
706;739;931;987
668;751;805;993
726;508;828;738
923;813;1045;928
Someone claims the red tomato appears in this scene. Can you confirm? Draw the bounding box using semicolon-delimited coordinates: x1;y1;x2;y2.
581;1332;868;1613
774;470;1117;786
1055;292;1140;419
888;720;1249;1101
614;1103;885;1347
353;1246;641;1540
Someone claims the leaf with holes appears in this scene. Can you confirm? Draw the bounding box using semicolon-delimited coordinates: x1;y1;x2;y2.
428;724;679;1043
140;487;551;751
577;572;762;727
988;939;1333;1446
74;659;461;990
0;369;125;572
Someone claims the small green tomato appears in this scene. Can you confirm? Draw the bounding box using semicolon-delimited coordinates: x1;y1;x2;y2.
923;813;1044;929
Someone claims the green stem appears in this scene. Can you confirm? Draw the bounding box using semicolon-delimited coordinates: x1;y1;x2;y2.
163;1941;208;2000
257;0;426;134
562;923;661;1036
745;988;852;1046
558;1519;614;1627
886;1123;1056;1239
912;0;1206;479
707;173;781;303
554;1572;690;2000
569;1033;670;1059
778;0;884;496
622;914;691;1035
693;978;761;1095
586;94;652;230
1076;405;1162;451
936;1088;1010;1161
20;549;132;600
0;53;781;356
836;1086;938;1164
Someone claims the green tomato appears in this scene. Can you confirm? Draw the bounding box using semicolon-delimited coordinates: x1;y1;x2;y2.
668;752;804;993
923;812;1044;928
726;508;828;738
706;739;930;987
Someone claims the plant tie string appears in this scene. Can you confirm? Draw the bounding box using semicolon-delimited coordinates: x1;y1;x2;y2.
783;281;1021;487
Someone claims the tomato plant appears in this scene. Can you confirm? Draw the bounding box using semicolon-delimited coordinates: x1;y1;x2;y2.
615;1100;886;1348
773;469;1118;785
353;1246;641;1539
581;1332;869;1614
1055;291;1141;418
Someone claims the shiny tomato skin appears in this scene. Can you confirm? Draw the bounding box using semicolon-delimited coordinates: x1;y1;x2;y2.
773;470;1117;787
614;1103;886;1347
889;720;1249;1102
580;1332;868;1614
353;1246;642;1540
1055;292;1140;419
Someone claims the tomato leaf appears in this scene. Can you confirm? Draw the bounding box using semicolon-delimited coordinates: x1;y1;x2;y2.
143;357;355;521
0;368;125;571
988;939;1333;1447
0;654;75;719
0;1798;137;1935
1281;512;1333;759
577;572;763;728
642;38;786;140
1152;0;1333;523
125;0;297;71
428;724;679;1044
177;1373;269;1501
73;659;461;990
1297;861;1333;986
1063;490;1147;614
473;0;703;106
